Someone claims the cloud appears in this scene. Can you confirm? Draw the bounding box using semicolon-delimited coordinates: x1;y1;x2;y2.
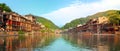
41;0;120;27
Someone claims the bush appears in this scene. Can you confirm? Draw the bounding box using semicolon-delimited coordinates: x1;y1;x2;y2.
18;30;25;34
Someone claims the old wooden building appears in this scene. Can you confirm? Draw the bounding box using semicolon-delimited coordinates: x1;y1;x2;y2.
0;10;41;32
69;16;111;34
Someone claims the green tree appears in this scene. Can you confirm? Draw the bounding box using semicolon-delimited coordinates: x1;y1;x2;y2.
108;14;120;26
0;3;12;12
107;10;120;26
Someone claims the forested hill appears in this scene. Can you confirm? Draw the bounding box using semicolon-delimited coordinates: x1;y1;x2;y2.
35;16;59;29
61;10;120;29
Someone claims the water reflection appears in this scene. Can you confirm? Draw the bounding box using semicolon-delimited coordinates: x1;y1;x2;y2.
63;33;120;51
0;33;56;51
0;33;120;51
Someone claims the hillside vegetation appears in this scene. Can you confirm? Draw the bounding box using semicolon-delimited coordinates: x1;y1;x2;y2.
62;10;120;29
35;16;59;29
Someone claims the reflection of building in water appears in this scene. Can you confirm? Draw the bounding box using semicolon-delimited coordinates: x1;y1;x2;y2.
0;33;56;51
63;33;120;51
97;45;109;51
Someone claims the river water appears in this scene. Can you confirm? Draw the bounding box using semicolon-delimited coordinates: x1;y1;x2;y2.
0;33;120;51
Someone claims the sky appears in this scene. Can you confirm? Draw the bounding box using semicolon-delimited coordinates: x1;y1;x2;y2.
0;0;120;27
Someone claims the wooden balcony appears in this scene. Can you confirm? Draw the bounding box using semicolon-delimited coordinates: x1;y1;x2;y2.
0;12;41;31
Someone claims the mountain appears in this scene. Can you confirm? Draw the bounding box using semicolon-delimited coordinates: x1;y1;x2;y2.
35;16;59;29
61;18;88;29
61;10;120;29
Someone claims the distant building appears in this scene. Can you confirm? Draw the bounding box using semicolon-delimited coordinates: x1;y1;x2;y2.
70;16;110;34
25;14;36;22
97;16;109;24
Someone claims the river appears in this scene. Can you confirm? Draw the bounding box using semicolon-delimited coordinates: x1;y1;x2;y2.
0;33;120;51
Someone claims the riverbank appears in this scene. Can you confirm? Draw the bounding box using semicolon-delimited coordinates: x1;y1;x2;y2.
0;31;41;37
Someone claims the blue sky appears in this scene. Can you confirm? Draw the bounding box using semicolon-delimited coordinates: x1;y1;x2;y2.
0;0;120;27
0;0;73;15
